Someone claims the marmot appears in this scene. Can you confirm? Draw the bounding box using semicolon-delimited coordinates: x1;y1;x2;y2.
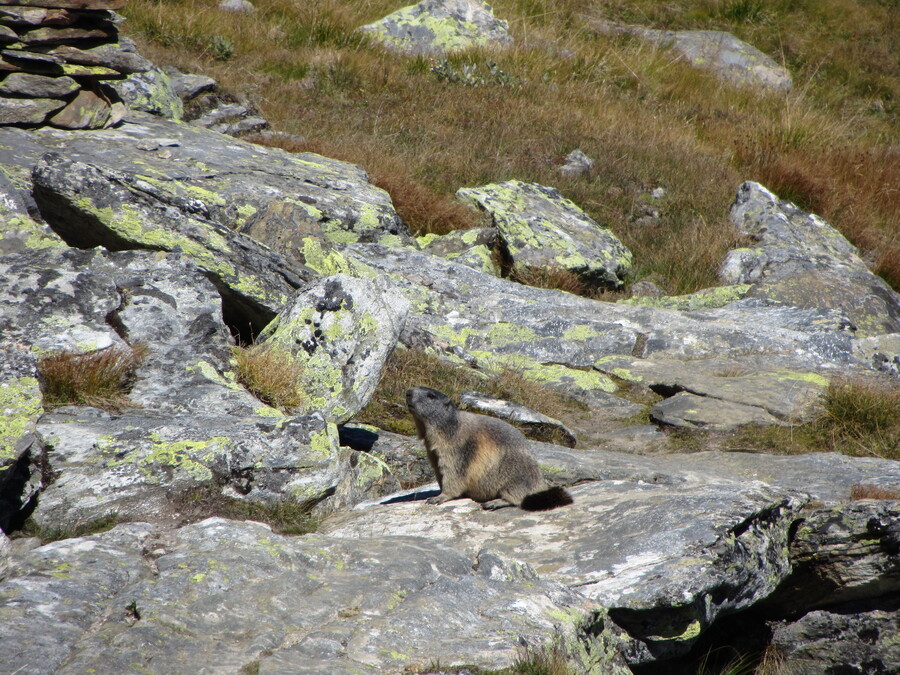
406;386;573;511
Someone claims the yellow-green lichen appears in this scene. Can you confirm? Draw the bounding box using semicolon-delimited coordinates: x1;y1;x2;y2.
774;371;829;387
76;196;281;307
563;325;606;341
620;284;752;311
106;436;232;483
186;361;243;391
1;215;65;250
354;451;392;487
486;322;537;345
649;619;702;642
0;377;43;462
309;423;338;456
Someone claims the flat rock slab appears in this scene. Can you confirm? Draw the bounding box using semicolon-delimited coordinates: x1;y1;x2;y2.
650;390;780;429
359;0;513;56
598;354;830;422
325;472;804;660
324;445;900;660
0;518;628;674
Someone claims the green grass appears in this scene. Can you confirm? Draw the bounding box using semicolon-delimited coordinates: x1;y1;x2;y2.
120;0;899;297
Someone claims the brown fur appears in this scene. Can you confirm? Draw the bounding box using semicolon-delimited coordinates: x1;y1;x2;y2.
406;386;573;511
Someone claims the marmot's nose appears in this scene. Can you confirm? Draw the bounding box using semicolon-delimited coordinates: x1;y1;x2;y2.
405;388;416;404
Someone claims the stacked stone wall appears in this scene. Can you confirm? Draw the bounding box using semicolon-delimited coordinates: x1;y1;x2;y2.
0;0;149;128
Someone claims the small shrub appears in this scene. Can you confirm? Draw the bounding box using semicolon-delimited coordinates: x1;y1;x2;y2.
849;484;900;501
232;343;304;411
38;344;148;411
430;58;523;89
208;34;234;61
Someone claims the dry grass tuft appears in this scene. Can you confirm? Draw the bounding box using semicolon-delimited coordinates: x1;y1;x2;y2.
38;344;148;411
232;342;304;411
371;166;486;236
511;266;589;295
849;484;900;501
814;377;900;461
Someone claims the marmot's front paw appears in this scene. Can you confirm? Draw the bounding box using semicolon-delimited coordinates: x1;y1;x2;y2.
426;495;444;505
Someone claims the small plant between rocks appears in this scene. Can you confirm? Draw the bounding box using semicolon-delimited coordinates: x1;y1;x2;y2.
14;513;120;544
37;344;148;412
232;342;304;411
175;485;319;536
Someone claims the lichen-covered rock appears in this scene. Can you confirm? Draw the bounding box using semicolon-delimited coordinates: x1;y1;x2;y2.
0;343;43;531
31;152;310;332
325;448;900;666
359;0;513;56
0;518;629;674
559;149;594;177
457;180;632;289
325;460;806;662
723;181;900;337
770;607;900;674
0;247;386;528
593;22;792;92
1;113;411;258
345;244;865;417
0;96;65;124
0;167;63;254
106;65;184;120
0;72;79;97
261;274;410;423
854;333;900;377
31;407;345;530
417;226;500;276
766;500;900;613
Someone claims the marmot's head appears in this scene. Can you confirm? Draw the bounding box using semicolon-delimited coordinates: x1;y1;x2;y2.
406;386;458;437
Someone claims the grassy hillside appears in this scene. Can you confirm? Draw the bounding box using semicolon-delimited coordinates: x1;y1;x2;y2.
120;0;899;296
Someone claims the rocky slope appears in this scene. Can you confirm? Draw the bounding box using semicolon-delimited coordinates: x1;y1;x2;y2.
2;3;899;673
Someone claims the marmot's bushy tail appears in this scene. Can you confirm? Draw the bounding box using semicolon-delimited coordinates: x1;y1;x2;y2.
520;486;573;511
